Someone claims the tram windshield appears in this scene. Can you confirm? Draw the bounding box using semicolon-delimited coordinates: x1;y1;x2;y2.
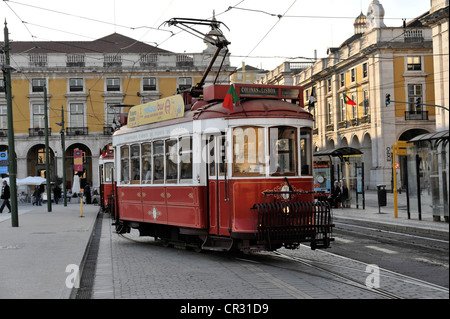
232;126;312;177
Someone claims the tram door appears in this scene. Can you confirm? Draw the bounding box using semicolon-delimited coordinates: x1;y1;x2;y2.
206;133;230;236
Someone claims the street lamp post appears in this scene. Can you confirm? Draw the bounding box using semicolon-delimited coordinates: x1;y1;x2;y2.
56;105;67;206
2;21;18;227
43;84;52;212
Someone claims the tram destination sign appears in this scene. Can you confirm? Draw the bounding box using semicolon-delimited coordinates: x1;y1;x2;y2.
235;84;301;100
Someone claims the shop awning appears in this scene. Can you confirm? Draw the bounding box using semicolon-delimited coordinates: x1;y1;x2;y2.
314;147;363;160
409;130;449;143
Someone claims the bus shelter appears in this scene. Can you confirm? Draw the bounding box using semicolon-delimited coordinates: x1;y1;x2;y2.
313;147;365;209
408;130;449;222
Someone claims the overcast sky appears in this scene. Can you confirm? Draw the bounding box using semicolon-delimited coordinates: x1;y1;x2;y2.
1;0;431;70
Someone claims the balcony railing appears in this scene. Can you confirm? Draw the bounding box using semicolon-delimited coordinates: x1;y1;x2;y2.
326;124;334;132
29;128;51;137
66;127;88;136
405;110;428;120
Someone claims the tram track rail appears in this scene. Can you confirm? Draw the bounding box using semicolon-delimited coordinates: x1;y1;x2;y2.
116;229;448;299
268;246;449;299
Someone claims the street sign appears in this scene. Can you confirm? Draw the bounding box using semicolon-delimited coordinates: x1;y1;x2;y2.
395;147;408;156
0;151;8;174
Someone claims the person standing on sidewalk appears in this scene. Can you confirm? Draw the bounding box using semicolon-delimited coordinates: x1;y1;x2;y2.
0;180;11;213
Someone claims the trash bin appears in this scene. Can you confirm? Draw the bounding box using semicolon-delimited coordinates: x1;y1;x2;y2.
377;184;387;207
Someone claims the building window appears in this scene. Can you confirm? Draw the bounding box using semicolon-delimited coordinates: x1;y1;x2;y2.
0;104;7;129
0;79;4;93
340;97;347;123
143;77;156;91
70;103;84;127
106;78;121;91
339;73;345;88
106;103;121;129
327;78;332;93
408;84;423;112
32;104;45;129
363;90;369;116
178;77;192;91
327;101;333;125
351;94;357;119
31;79;46;93
69;78;84;92
351;68;356;82
407;56;421;71
362;63;368;78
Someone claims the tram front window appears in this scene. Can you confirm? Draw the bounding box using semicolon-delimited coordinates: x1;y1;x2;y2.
232;126;265;176
269;126;298;176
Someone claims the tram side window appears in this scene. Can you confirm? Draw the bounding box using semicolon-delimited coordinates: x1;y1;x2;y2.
166;139;178;183
142;143;152;183
300;128;312;175
120;146;130;184
131;144;140;183
208;135;215;177
233;126;265;176
153;140;164;183
179;136;192;181
269;126;298;176
218;134;227;176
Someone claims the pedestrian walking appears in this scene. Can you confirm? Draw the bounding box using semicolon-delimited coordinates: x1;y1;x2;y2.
32;186;42;206
54;184;61;204
0;180;11;213
84;183;91;204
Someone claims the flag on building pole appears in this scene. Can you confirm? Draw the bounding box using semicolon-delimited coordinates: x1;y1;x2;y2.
223;84;239;112
343;93;357;105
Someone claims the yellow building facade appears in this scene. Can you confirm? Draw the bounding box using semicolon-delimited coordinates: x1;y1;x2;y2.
1;33;231;192
260;5;436;196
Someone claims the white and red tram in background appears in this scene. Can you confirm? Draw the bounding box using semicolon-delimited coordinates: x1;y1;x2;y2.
98;143;115;212
108;83;334;252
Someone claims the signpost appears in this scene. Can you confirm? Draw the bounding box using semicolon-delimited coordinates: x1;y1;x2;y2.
392;141;413;218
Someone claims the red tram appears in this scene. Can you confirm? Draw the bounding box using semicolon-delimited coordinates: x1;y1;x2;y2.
109;83;334;252
98;143;115;213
